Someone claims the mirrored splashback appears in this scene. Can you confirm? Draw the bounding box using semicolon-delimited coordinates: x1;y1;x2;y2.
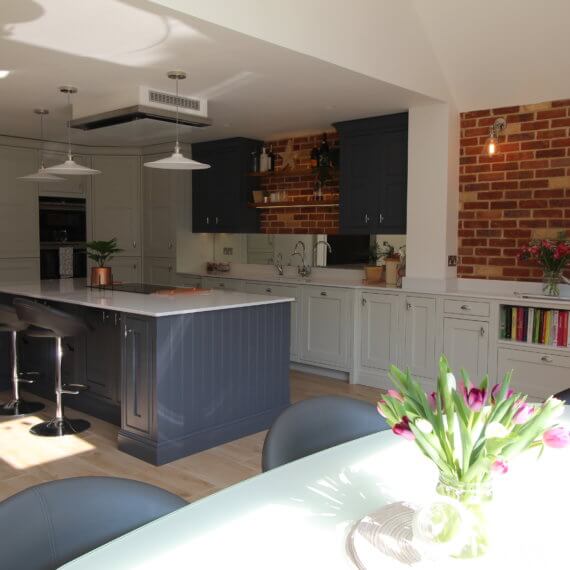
212;233;406;269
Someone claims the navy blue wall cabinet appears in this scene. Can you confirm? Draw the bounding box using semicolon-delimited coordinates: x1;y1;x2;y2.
192;137;262;233
334;113;408;235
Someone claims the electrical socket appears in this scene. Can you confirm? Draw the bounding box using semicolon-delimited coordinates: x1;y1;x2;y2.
223;247;233;256
448;255;458;267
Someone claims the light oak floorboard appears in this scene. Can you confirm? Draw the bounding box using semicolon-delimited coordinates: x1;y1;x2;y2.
0;370;383;502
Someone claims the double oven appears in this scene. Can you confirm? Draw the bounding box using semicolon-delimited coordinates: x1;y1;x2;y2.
39;197;87;279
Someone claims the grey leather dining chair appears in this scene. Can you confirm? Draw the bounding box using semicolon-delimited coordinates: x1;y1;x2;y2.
262;395;388;471
0;476;187;570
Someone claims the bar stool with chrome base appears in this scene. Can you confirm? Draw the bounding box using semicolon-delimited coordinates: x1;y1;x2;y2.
14;298;91;436
0;304;45;416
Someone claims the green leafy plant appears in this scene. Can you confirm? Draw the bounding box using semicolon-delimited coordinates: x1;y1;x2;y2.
86;238;122;268
377;355;568;483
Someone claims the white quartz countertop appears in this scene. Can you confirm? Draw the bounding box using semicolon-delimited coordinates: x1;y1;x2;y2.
0;280;294;317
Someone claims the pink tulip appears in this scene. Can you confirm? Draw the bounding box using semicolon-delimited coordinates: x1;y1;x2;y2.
464;387;487;412
513;403;535;425
491;383;514;403
392;416;415;441
388;389;404;402
491;459;509;475
428;391;438;412
543;427;570;449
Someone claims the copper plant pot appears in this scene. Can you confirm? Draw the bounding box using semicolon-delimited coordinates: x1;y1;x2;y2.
364;265;384;283
91;267;113;287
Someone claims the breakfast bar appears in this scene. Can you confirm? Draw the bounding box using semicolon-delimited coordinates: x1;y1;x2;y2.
0;280;293;465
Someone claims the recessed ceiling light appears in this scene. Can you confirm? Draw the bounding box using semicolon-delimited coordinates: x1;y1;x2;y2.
0;70;10;79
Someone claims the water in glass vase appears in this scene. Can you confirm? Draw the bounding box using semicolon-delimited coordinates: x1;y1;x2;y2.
542;270;562;297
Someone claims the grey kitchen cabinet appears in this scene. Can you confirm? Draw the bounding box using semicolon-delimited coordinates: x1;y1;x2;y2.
403;296;436;383
92;156;141;255
0;258;40;282
83;309;121;403
300;285;352;368
143;154;183;258
107;256;141;283
245;281;300;359
0;146;40;258
143;257;175;286
121;314;153;436
360;291;400;372
174;273;202;288
497;347;570;401
443;318;489;381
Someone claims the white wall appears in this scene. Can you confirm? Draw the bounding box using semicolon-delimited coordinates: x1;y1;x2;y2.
404;102;459;291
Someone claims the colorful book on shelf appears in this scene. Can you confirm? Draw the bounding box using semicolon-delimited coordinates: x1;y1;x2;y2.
499;308;507;339
545;310;552;345
552;310;559;346
517;307;525;341
511;308;517;342
527;308;534;344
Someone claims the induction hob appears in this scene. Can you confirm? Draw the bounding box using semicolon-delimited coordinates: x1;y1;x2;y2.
86;283;176;295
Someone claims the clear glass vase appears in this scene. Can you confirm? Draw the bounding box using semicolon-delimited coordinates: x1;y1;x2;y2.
542;270;562;297
413;475;493;559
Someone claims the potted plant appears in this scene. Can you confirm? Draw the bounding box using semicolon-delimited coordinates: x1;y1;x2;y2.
378;355;568;559
86;238;122;286
519;237;570;296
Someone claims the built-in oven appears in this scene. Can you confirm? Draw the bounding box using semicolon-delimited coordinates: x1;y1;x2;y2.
39;196;87;279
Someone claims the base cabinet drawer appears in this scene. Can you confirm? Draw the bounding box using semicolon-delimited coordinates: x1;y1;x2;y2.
202;277;244;292
497;347;570;400
444;299;490;318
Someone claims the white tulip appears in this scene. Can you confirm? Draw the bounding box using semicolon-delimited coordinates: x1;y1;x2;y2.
415;418;434;434
486;422;510;439
446;372;457;391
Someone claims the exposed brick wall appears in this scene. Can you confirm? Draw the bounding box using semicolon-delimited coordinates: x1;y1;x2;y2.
258;131;339;234
459;99;570;280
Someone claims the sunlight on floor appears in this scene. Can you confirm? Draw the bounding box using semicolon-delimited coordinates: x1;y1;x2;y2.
0;415;94;469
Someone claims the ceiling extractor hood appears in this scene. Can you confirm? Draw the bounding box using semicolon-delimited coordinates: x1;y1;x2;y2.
70;86;212;131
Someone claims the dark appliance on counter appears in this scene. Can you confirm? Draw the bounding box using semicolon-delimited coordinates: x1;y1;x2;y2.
39;196;87;279
326;234;371;266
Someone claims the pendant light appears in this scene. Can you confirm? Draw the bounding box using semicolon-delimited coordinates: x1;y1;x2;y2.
144;71;210;170
18;109;65;182
45;86;101;176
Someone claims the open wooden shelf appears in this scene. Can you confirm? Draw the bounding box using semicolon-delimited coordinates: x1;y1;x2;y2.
247;167;338;178
248;198;339;209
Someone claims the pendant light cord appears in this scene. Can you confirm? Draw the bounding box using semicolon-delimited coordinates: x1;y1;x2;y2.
39;112;45;168
66;91;72;160
175;76;180;153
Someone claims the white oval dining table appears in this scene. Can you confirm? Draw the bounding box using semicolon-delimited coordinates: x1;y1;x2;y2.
62;409;570;569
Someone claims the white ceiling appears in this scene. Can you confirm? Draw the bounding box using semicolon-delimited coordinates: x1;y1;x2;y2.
0;0;429;146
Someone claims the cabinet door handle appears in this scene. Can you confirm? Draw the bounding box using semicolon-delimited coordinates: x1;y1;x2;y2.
132;241;137;249
133;264;137;270
361;297;367;306
219;283;225;287
378;213;384;224
124;327;133;339
168;265;172;272
364;213;370;224
541;355;553;363
265;288;272;293
320;291;327;296
215;216;220;224
168;241;173;249
206;216;210;225
406;302;412;310
480;326;485;337
460;304;471;311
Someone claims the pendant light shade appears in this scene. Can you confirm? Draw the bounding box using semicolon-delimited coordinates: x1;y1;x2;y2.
144;71;210;171
18;109;65;183
45;86;101;176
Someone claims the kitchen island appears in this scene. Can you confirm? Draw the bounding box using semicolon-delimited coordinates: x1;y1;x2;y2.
0;280;293;465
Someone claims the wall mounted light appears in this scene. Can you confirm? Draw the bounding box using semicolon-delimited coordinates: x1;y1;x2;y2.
485;118;507;156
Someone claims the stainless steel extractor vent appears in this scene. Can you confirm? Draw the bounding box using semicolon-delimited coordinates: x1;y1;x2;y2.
148;89;201;112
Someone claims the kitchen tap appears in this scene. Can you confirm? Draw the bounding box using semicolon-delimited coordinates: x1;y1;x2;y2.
291;241;311;278
274;252;284;276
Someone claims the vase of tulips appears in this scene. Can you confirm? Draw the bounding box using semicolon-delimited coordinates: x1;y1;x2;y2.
519;238;570;296
377;355;568;559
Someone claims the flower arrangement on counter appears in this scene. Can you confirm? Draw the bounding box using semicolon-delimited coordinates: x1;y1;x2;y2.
377;355;569;558
519;237;570;296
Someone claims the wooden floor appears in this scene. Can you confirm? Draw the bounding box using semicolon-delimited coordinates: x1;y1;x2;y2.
0;370;382;502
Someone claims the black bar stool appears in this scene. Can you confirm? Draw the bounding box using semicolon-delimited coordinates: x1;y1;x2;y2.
0;305;45;416
14;298;90;436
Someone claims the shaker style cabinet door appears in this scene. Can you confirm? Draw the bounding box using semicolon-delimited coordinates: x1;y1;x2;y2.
92;156;141;255
107;256;141;283
143;258;175;286
360;292;400;372
403;296;436;382
443;318;489;381
300;286;351;368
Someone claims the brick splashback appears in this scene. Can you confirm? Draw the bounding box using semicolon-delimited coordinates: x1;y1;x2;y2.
459;99;570;280
258;131;339;234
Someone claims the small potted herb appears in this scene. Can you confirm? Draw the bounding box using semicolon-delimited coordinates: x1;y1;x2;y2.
365;241;394;283
86;238;122;286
